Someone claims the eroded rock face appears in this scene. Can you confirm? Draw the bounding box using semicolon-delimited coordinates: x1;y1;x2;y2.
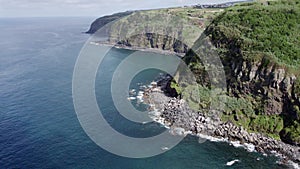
86;11;134;34
111;34;189;54
222;56;298;116
201;56;300;145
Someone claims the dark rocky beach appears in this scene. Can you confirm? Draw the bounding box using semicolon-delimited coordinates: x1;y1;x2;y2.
143;75;300;165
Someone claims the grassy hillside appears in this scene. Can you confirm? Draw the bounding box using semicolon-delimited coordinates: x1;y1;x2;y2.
105;7;223;53
86;11;133;34
207;0;300;67
184;0;300;144
87;1;300;145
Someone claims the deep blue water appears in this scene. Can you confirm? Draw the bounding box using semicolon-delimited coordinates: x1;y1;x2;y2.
0;17;286;169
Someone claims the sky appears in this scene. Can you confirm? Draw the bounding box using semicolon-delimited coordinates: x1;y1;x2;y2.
0;0;240;17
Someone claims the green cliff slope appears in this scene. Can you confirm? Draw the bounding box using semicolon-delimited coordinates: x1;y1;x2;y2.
86;11;133;34
87;7;223;53
184;0;300;144
87;0;300;145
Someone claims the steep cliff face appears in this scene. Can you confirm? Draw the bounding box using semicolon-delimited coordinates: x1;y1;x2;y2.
87;7;222;54
86;1;300;145
85;11;133;34
216;56;300;145
113;33;189;54
224;58;296;115
184;0;300;145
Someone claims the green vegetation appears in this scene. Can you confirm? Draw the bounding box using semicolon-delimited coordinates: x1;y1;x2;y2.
86;11;133;34
170;0;300;144
169;82;285;140
106;7;223;50
170;81;182;94
171;82;285;140
91;0;300;144
215;90;283;140
281;120;300;143
206;0;300;67
203;0;300;144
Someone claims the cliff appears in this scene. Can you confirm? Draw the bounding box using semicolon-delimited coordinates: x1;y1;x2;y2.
85;11;133;34
86;0;300;147
86;7;225;53
183;0;300;145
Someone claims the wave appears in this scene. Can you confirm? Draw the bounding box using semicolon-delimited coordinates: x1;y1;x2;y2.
197;133;228;142
226;159;239;166
127;97;136;100
196;134;256;153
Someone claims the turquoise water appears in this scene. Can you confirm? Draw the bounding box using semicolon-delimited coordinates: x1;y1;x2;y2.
0;17;286;168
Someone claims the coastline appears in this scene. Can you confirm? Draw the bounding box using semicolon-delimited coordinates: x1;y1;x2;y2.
89;41;186;57
89;39;300;168
142;75;300;167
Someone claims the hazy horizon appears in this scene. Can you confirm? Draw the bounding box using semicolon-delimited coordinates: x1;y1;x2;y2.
0;0;244;18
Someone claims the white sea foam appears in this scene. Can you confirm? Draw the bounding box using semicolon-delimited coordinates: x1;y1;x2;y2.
287;161;300;169
139;85;147;90
170;127;186;136
230;141;243;148
136;94;144;102
278;160;300;169
137;91;144;102
89;41;100;46
127;97;136;100
196;133;228;142
148;110;170;129
149;110;161;117
129;89;136;96
161;147;169;151
226;159;239;166
243;143;255;152
195;133;258;154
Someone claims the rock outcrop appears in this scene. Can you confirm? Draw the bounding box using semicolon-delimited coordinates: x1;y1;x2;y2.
86;11;133;34
144;81;300;163
85;7;221;54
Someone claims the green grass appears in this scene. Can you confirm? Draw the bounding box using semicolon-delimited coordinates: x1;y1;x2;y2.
107;7;222;48
281;120;300;143
206;0;300;67
219;95;285;140
178;0;300;144
105;1;300;144
204;0;300;144
170;81;285;140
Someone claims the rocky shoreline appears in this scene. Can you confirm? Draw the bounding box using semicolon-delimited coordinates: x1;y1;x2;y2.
89;41;186;57
143;75;300;166
91;39;300;166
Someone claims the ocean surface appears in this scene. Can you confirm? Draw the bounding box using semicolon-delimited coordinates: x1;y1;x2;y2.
0;17;288;169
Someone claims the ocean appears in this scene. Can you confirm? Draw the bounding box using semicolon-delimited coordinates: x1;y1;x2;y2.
0;17;287;169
